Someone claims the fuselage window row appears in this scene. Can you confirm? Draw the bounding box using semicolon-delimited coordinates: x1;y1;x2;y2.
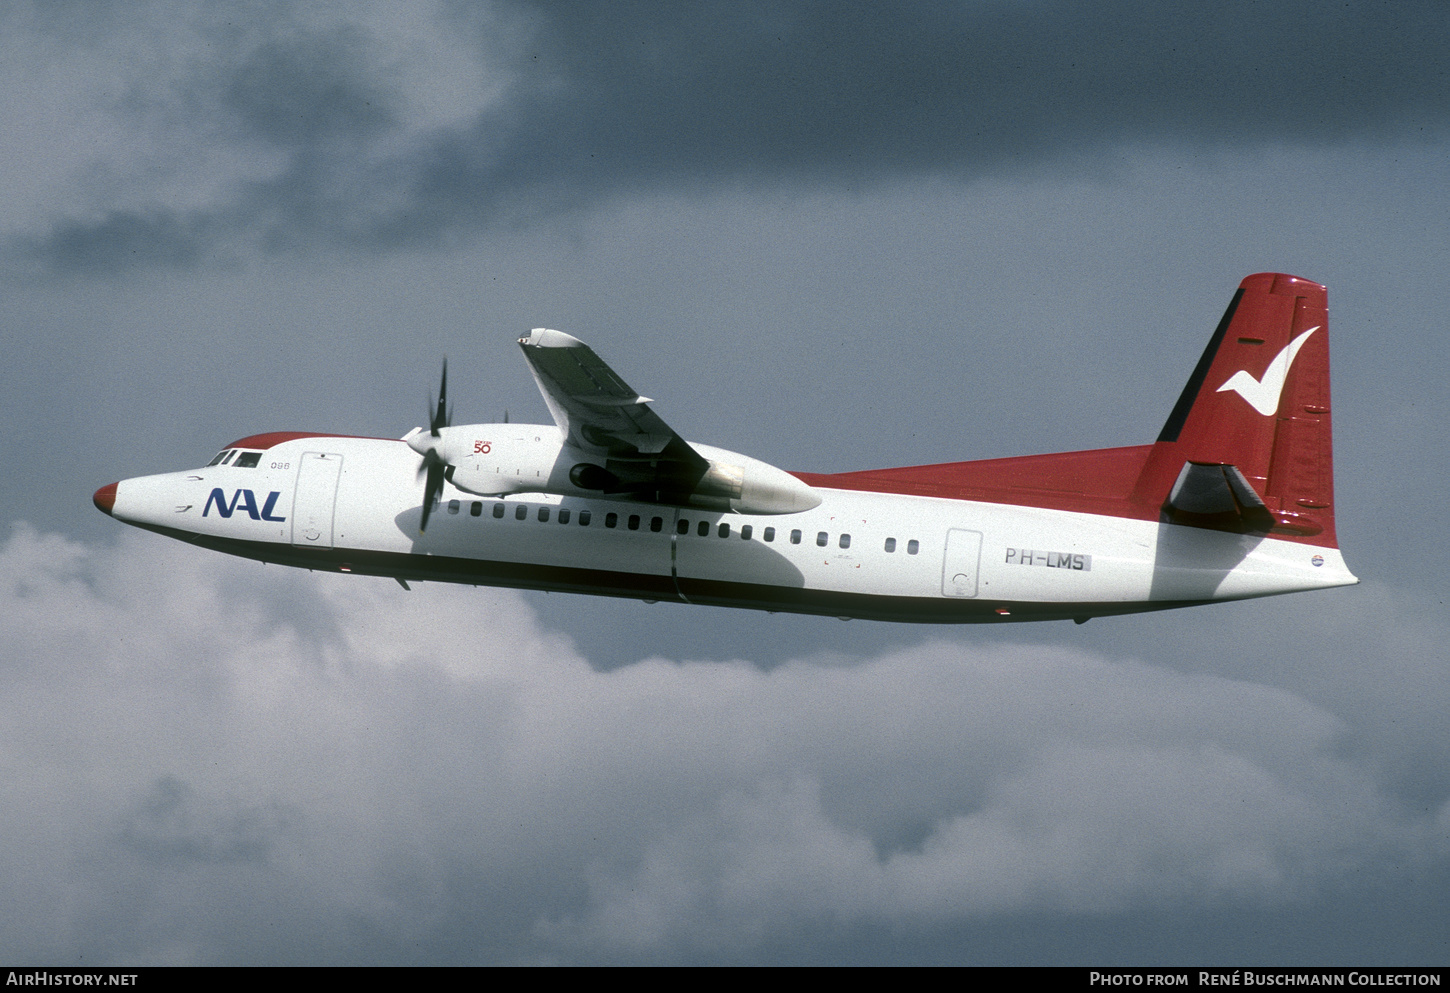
457;502;915;555
488;501;586;525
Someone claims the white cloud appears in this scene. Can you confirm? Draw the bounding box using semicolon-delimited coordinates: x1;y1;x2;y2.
0;524;1443;963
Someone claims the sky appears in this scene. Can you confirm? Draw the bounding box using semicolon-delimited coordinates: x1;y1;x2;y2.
1;0;1448;965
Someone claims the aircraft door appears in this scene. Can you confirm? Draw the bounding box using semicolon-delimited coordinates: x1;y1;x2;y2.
942;528;983;597
291;452;342;548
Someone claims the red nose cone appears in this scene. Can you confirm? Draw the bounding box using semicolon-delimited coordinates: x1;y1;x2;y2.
93;483;118;516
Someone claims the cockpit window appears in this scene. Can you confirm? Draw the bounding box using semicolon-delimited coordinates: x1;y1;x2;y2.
220;450;237;465
207;450;233;467
233;451;262;468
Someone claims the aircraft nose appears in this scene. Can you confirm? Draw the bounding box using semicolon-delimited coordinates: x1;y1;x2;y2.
93;482;118;516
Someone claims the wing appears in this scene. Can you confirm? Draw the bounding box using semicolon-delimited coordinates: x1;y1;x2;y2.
517;328;708;495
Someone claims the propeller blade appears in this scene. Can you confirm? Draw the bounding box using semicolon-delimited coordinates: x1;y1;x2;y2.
420;458;445;533
417;358;452;533
431;360;449;436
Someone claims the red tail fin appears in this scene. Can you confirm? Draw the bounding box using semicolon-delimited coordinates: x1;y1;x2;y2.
1136;273;1338;546
792;273;1340;548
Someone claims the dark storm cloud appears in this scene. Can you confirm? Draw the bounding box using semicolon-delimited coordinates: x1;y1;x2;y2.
219;31;396;146
34;210;215;273
498;0;1449;177
8;8;402;269
9;0;1450;273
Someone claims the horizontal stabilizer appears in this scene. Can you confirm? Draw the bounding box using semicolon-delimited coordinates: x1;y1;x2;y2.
1161;462;1275;534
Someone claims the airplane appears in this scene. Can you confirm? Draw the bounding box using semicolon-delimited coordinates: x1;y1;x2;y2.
93;272;1357;624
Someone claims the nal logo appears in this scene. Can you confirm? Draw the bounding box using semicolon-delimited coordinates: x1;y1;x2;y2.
203;488;287;521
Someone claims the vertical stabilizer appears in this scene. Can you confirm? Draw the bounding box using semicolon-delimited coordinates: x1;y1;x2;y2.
1136;273;1338;546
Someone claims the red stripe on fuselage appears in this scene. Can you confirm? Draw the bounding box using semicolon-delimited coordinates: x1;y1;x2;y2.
225;431;398;451
792;444;1157;520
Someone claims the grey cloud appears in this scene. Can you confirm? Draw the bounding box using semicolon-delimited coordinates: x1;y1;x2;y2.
217;31;396;147
19;210;214;274
8;1;1450;273
1;526;1444;962
118;775;300;866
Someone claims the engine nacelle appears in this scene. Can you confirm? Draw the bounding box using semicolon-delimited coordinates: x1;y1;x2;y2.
686;443;821;514
414;423;819;514
435;424;571;497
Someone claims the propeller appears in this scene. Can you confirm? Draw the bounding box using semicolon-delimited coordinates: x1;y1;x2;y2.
415;360;450;533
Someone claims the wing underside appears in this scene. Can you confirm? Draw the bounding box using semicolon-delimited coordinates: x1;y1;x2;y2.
518;328;709;499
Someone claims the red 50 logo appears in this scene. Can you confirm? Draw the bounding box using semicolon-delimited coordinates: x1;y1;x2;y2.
474;440;491;454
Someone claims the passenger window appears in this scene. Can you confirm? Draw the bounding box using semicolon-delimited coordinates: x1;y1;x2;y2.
628;514;640;531
907;539;919;555
698;521;709;537
740;525;752;541
764;527;775;542
470;502;482;517
718;522;730;538
605;512;618;528
884;537;896;552
558;508;571;524
678;518;690;535
579;510;591;526
515;505;527;521
234;451;262;468
538;507;550;522
650;517;663;533
448;499;460;515
790;529;802;544
839;534;850;549
493;503;505;519
816;532;828;547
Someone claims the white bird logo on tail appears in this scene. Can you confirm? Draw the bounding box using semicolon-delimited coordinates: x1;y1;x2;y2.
1216;327;1318;416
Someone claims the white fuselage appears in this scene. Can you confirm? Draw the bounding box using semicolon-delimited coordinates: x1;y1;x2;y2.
107;432;1357;623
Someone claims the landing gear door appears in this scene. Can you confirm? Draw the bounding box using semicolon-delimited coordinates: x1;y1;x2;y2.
942;528;983;597
292;452;342;549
